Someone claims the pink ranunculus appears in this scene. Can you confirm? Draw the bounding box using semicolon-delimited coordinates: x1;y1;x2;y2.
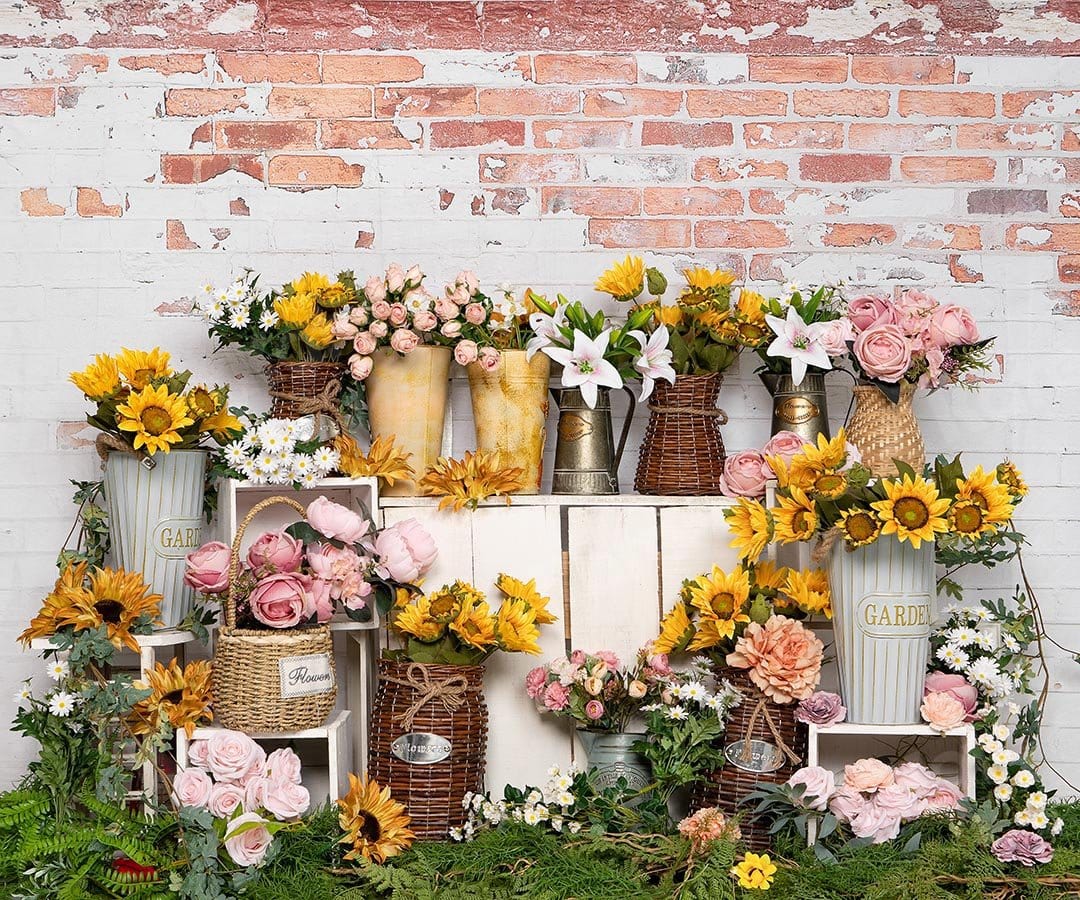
828;786;865;824
440;320;462;339
585;699;604;720
173;767;213;809
414;310;438;332
243;774;270;811
249;572;316;629
348;354;373;381
263;779;310;821
818;317;855;357
364;276;387;304
246;529;304;573
719;449;769;499
265;748;303;785
795;691;847;727
434;297;460;322
353;331;378;356
923;778;963;813
309;577;334;623
386;264;406;294
388;303;408;327
464;302;486;325
874;783;925;822
526;666;549;700
992;829;1054;866
348;306;369;328
455;340;479;366
478;346;500;372
543;681;569;711
185;541;231;595
332;311;359;341
787;766;835;812
850;802;903;844
853;323;912;382
405;264;424;287
390;328;420;354
371;299;393;321
924;671;979;722
206;730;265;783
224;812;273;867
927;303;980;348
921;690;967;732
188;739;210;768
307;496;370;545
459;270;480;295
208;781;246;819
843;757;894;793
847;294;896;332
369;320;389;339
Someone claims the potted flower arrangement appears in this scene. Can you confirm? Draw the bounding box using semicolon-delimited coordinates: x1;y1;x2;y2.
70;347;242;628
369;573;557;839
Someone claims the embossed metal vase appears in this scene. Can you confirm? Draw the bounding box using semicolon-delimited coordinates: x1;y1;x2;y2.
759;372;830;443
828;539;936;724
577;731;651;798
550;386;636;495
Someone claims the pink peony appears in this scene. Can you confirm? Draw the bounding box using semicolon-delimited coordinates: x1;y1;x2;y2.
843;758;894;793
371;299;392;321
173;767;213;808
719;449;769;499
389;328;420;354
246;529;304;573
205;730;265;783
364;275;387;305
413;310;438;332
921;691;967;732
850;802;903;843
478;346;501;372
307;496;369;545
375;518;437;583
348;354;373;381
455;340;479;366
388;303;408;327
853;323;912;382
787;766;835;811
992;829;1054;867
263;779;310;821
185;541;231;595
353;331;378;356
585;699;605;720
924;672;979;722
928;303;980;348
265;748;303;785
208;781;246;819
828;786;865;823
593;650;620;670
818;317;855;357
249;572;316;629
543;681;569;711
309;577;334;624
847;294;896;332
386;264;405;294
224;812;273;867
464;302;487;325
795;691;847;727
525;666;549;699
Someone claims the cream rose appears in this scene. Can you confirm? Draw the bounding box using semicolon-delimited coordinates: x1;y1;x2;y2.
223;812;273;867
205;730;265;783
843;757;894;793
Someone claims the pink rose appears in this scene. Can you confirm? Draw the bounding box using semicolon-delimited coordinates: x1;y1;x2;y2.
921;691;967;732
992;829;1054;867
188;739;210;768
847;294;896;332
892;762;939;801
762;431;810;472
353;331;378;356
364;276;387;304
853;323;912;382
543;681;569;710
924;671;979;722
248;572;316;629
224;812;273;867
895;288;938;339
434;297;460;322
348;306;369;328
440;320;462;339
450;284;470;305
413;311;438;332
348;354;373;381
307;496;369;544
405;264;424;287
389;328;420;354
244;774;270;811
369;320;388;339
719;449;768;499
464;302;486;325
795;691;847;727
310;577;334;624
375;518;438;582
818;317;855;357
459;270;480;295
385;264;405;294
184;541;231;595
526;666;548;699
478;346;500;372
585;699;604;720
928;303;980;348
388;303;408;327
593;650;620;669
787;766;835;811
924;779;962;813
173;767;213;808
246;529;304;573
266;748;303;785
850;802;902;843
455;340;479;366
645;649;673;676
874;783;925;821
332;312;358;341
843;757;894;793
205;730;265;783
828;786;865;823
263;778;310;821
371;299;392;321
208;781;246;819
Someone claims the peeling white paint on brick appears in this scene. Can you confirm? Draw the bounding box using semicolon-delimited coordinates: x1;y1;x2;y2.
207;2;259;35
1014;225;1053;246
955;56;1075;87
788;0;942;44
0;1;111;44
415;52;527;86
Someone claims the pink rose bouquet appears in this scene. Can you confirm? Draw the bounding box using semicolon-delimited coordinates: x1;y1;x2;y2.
444;276;544;367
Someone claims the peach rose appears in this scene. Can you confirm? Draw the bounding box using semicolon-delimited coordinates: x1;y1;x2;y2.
184;541;231;595
464;302;487;325
389;328;420;354
348;354;373;381
348;306;369;328
434;297;460;322
224;812;273;867
924;671;979;722
353;331;378;356
927;303;980;348
455;340;479;366
385;264;405;294
331;311;358;341
363;275;387;304
371;299;392;321
921;690;967;732
369;320;388;339
725;615;823;704
719;449;768;499
413;310;438;332
459;270;480;295
847;294;896;332
405;264;424;287
388;303;408;327
478;346;501;372
853;323;912;382
843;757;894;793
440;320;462;338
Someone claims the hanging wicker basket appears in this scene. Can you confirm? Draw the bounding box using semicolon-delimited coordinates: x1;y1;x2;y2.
265;361;346;420
634;373;727;496
367;659;488;840
689;667;807;850
212;496;337;733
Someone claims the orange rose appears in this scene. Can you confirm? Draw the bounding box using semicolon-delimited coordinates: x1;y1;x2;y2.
726;615;823;704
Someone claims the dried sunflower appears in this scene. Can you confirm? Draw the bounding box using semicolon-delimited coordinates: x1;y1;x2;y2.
129;658;213;738
66;567;162;651
338;774;415;864
419;451;524;511
19;562;89;644
335;433;415;487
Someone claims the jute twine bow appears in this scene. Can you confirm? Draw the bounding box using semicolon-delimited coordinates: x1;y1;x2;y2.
739;696;801;767
647;402;729;425
267;377;345;435
94;433;155;470
810;526;846;566
384;663;479;730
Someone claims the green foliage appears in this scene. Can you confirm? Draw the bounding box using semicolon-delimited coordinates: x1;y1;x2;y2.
57;479;110;571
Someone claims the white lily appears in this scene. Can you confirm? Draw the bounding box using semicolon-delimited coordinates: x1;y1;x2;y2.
525;304;569;360
542;329;623;408
764;305;832;387
629;329;676;401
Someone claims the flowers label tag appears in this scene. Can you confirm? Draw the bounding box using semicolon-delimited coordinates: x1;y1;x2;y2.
858;593;932;639
724;739;785;774
391;732;452;765
278;654;335;699
153;517;203;559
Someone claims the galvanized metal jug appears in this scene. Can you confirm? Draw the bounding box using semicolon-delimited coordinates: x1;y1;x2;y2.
550;386;636;495
759;371;830;443
577;731;651;796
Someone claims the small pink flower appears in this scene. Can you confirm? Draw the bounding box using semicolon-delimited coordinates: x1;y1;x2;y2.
593;650;620;670
224;812;273;867
348;354;373;381
450;284;471;305
363;276;387;304
173;767;213;809
853;323;912;382
543;681;569;711
371;299;392;321
208;781;246;818
389;328;420;354
413;311;438;332
369;320;388;339
348;306;369;328
246;529;304;573
921;690;967;732
353;331;378;356
388;303;408;327
526;666;549;699
478;347;501;372
585;699;604;720
455;340;479;366
405;264;424;287
185;541;231;595
719;449;769;499
992;829;1054;866
375;518;438;583
464;302;487;325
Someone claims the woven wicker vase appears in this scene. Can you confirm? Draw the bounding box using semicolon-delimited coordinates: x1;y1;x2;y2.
845;382;925;477
466;350;551;494
265;361;346;420
689;668;807;851
634;373;727;496
367;659;488;840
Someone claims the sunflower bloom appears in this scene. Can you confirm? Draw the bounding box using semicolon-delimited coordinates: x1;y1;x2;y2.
300;313;334;349
427;582;468;623
115;384;195;455
198;406;243;442
20;562;89;644
654;602;694;654
419;451;524;511
683;565;751;635
679;266;736;305
495;598;541;654
116;347;172;390
996;461;1028;499
955;466;1014;524
129;658;213;738
948;499;998;538
274;293;316;328
185;385;219;418
70;354;121;401
496;573;557;625
688;616;742;651
724;498;773;562
772;487;819;544
751;559;788;593
451;600;499;650
291;271;333;296
837;508;882;548
66;567;162;651
871;473;950;549
733;289;770;347
791;429;848;472
338;774;415;864
594;255;645;302
393;596;445;643
783;568;832;619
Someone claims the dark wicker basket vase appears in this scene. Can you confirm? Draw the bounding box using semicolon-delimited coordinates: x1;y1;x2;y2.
690;667;808;850
634;373;727;495
367;659;488;841
265;361;346;420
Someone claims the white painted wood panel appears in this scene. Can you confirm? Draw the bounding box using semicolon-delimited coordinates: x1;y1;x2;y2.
657;505;738;615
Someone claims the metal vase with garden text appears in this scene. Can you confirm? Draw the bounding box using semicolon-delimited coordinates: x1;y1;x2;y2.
759;372;830;443
550;386;636;495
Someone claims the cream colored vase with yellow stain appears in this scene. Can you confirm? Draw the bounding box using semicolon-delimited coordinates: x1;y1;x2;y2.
466;350;551;494
828;539;935;724
366;346;452;496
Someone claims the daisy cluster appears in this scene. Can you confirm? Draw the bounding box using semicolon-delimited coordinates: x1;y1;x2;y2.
450;765;585;842
932;604;1031;702
13;658;83;721
220;417;339;487
196;276;269;331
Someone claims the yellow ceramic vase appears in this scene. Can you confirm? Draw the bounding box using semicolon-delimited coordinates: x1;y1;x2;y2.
366;346;452;496
466;350;551;494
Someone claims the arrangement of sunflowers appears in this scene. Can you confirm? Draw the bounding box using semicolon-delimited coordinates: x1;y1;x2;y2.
391;574;557;665
723;429;1027;562
70;347;242;457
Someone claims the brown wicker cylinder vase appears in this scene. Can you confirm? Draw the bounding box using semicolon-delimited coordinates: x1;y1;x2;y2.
265;361;346;420
689;667;807;850
368;659;488;840
634;373;727;495
845;381;925;477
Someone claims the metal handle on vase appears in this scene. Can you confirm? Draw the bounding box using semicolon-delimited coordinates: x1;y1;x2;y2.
611;385;637;483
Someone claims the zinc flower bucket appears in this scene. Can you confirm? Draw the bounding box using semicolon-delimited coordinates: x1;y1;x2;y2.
827;539;935;724
103;448;207;629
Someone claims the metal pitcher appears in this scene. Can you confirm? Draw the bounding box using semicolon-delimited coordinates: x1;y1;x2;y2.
759;371;830;443
550;385;636;495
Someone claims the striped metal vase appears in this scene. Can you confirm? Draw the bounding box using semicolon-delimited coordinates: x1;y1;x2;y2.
827;539;935;724
103;448;207;629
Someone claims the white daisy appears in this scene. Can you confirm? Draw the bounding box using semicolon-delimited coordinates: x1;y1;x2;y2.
223;442;248;467
1002;634;1020;653
987;764;1009;785
1027;791;1047;810
228;308;249;329
640;703;663;713
993;784;1013;802
704;694;726;712
253;453;279;475
992;723;1010;741
48;691;78;717
291;455;314;477
259;309;280;331
973;632;995;651
966;657;1001;688
45;659;69;681
946;627;978;647
937;645;970;668
312;446;340;470
204;298;227;322
681;681;706;703
665;706;689;721
547;764;562;777
1012;769;1035;788
12;685;32;706
299;471;320;488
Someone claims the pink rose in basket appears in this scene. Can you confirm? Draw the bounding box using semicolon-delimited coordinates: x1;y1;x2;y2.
173;767;213;809
434;296;460;322
353;331;378;356
369;320;389;339
455;340;479;367
309;577;334;624
920;690;968;732
388;303;408;327
786;766;835;812
307;497;369;545
208;781;246;819
854;323;912;382
348;354;373;381
828;786;864;823
927;303;980;348
924;671;979;722
843;757;894;793
184;541;231;595
247;529;304;573
850;802;902;843
992;829;1054;867
205;730;265;783
375;518;437;583
478;347;501;372
364;275;387;305
818;317;855;357
332;311;359;341
224;812;273;867
464;303;487;325
249;572;317;629
266;748;303;785
413;310;438;332
719;449;769;499
543;681;569;711
847;294;896;332
263;779;311;821
526;666;548;700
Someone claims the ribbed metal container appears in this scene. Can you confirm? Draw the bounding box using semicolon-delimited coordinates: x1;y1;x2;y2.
827;539;935;724
103;449;207;628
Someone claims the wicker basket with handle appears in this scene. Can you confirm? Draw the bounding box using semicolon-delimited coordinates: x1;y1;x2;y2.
265;361;346;421
212;495;337;733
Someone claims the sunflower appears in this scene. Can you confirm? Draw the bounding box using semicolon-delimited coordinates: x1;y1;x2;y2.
291;271;333;296
185;385;219;419
732;290;770;347
338;774;415;864
996;461;1028;499
335;433;415;487
393;596;445;643
198;406;243;442
654;602;694;654
871;473;950;549
129;659;213;738
679;267;736;305
955;466;1014;524
274;293;316;329
427;582;468;623
301;313;334;349
772;487;819;544
20;562;89;644
495;598;541;654
450;599;499;651
419;451;524;511
948;499;998;538
750;559;788;593
70;354;121;401
683;566;752;637
66;567;161;651
837;508;882;548
724;498;773;563
644;301;684;327
594;255;645;302
116;348;172;390
115;384;195;456
783;568;832;619
688;616;742;652
790;429;848;475
496;573;558;625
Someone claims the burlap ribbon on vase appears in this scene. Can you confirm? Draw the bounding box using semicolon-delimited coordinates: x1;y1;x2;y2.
736;696;802;767
646;402;729;425
382;662;481;730
268;377;346;435
94;433;155;470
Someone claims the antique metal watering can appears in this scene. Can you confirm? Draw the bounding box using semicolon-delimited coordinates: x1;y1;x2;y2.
550;386;636;495
759;372;831;443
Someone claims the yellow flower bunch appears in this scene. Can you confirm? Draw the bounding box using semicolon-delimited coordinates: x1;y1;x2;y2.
418;450;525;511
335;433;415;488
